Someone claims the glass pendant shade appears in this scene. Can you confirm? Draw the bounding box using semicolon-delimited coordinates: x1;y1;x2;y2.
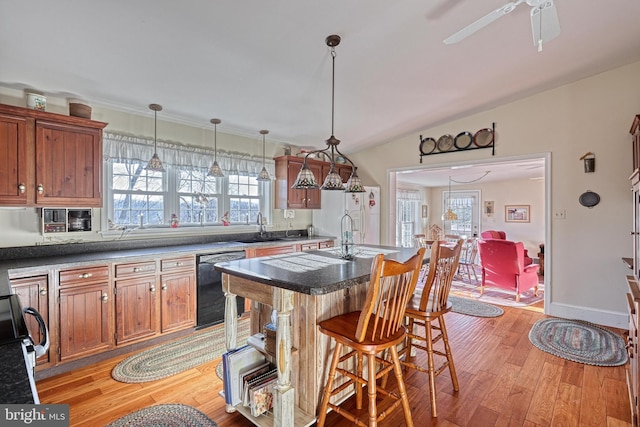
292;164;319;189
256;130;271;181
442;209;458;221
321;164;344;190
344;168;365;193
145;103;165;172
208;118;224;177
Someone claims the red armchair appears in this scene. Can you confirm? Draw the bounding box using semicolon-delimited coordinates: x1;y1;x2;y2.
477;239;539;302
480;230;533;266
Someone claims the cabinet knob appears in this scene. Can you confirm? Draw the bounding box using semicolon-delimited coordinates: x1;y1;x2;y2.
150;285;156;292
18;183;26;194
101;293;108;302
133;267;140;272
162;284;168;291
79;273;93;279
37;184;44;195
175;262;183;267
39;287;47;296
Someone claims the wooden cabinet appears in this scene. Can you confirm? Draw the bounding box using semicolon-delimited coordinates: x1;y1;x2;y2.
58;265;113;362
114;260;158;345
628;114;640;426
0;103;107;207
274;156;351;210
10;274;52;369
159;256;196;333
298;240;335;252
248;245;298;258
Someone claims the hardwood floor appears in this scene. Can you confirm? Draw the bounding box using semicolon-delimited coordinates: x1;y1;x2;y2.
37;302;632;427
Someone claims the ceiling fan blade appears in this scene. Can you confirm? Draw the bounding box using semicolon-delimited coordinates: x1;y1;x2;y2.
443;1;524;45
531;0;560;47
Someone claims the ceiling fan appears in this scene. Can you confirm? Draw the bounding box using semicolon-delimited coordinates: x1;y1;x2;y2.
443;0;561;52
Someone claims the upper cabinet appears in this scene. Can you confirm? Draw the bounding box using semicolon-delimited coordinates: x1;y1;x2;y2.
0;103;107;207
274;155;352;210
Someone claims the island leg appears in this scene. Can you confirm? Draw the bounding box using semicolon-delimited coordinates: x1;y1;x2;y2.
222;273;238;413
273;287;294;427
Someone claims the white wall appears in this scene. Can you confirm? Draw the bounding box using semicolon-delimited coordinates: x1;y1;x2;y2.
350;60;640;328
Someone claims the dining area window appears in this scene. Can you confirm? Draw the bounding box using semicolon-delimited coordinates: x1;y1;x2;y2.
396;189;421;247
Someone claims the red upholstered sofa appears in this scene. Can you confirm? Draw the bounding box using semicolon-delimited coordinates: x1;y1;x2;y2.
477;239;540;302
480;230;533;266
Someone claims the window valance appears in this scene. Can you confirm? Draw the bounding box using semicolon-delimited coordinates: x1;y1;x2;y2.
397;188;421;200
103;132;275;177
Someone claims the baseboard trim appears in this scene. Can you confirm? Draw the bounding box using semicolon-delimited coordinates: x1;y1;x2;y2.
546;301;627;329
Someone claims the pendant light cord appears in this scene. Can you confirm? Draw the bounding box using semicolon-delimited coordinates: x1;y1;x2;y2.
154;109;158;152
330;47;336;138
214;122;217;162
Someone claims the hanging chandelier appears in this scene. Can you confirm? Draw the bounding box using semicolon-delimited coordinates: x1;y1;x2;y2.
256;130;271;181
291;34;365;193
208;118;224;177
442;176;458;221
145;103;165;172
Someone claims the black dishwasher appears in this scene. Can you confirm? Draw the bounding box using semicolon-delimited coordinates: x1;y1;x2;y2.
196;251;246;330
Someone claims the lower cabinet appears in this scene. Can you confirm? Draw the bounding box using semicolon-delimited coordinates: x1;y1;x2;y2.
114;260;158;345
628;276;640;426
58;265;113;362
159;255;196;333
10;274;52;369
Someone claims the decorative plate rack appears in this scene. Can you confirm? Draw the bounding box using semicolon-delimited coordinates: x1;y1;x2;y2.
419;122;496;163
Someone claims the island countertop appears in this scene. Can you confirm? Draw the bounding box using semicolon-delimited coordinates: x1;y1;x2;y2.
214;245;422;295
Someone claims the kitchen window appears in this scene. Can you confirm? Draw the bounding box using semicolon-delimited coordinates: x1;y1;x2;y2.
104;133;274;228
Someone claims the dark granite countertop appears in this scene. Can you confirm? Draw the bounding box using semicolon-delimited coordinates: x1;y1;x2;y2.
214;245;422;295
0;342;37;404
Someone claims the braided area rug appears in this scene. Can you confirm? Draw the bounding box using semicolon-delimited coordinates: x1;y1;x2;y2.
105;404;217;427
449;295;504;317
528;318;628;366
112;317;250;383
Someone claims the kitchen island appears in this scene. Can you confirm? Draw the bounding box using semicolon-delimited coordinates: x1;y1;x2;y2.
214;245;423;427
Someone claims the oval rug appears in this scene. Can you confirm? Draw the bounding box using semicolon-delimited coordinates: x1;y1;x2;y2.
528;318;627;366
105;404;217;427
449;295;504;317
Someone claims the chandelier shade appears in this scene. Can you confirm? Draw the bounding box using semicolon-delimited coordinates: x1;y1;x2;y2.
291;34;365;193
145;103;165;172
256;130;271;182
208;118;224;177
442;176;458;221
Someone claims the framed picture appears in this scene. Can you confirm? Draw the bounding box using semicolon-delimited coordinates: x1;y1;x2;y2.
421;204;428;218
505;205;530;223
483;201;494;216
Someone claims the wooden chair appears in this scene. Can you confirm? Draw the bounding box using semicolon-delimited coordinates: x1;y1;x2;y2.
457;237;478;283
400;239;462;417
317;248;426;427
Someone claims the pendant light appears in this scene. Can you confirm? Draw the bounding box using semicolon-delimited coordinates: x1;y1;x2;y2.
208;118;224;177
257;130;271;181
145;103;165;172
292;35;365;193
442;176;458;221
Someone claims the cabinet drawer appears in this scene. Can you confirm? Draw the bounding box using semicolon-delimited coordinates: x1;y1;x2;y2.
59;265;109;286
300;243;318;252
115;261;157;278
319;240;334;249
161;256;195;272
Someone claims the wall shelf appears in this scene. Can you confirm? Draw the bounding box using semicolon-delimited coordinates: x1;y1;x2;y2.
419;122;496;163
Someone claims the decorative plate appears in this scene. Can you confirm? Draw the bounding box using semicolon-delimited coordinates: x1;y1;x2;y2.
437;134;454;152
454;131;473;149
579;190;600;208
419;137;436;155
473;128;494;147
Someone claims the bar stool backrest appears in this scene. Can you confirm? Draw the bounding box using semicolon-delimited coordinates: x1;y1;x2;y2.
419;239;463;312
355;248;426;343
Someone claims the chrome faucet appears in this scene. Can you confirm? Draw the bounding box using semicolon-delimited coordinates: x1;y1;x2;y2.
257;212;266;237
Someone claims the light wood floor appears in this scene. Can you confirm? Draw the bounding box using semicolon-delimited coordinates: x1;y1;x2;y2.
37;302;632;427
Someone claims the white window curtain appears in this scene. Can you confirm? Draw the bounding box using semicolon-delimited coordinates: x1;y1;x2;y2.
396;189;421;247
103;132;275;177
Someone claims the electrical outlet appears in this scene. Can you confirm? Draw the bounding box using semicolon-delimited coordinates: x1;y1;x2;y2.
554;209;566;220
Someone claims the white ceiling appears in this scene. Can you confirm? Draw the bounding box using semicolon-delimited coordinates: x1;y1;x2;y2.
2;1;640;155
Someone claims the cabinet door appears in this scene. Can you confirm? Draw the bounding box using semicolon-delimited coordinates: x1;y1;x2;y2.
337;165;353;183
0;114;30;205
11;275;51;368
115;276;159;345
160;271;196;333
59;282;113;362
35;121;102;207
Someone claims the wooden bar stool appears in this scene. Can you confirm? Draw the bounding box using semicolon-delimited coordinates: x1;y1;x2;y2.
400;239;462;417
317;248;426;427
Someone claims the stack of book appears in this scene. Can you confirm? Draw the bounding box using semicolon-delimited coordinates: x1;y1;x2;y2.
222;345;278;417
